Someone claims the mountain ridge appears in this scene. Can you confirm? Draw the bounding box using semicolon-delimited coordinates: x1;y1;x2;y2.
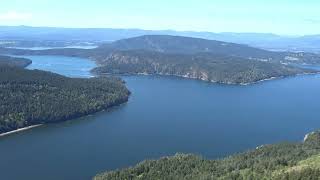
0;26;319;53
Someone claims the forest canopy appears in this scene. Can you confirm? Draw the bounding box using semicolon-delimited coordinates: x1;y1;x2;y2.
95;131;320;180
0;66;130;134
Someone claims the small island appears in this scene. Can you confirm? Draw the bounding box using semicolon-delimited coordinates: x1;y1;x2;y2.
0;56;130;134
95;131;320;180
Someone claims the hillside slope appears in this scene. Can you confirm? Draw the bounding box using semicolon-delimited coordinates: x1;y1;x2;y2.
1;35;320;84
0;55;32;68
99;35;320;64
99;35;281;59
0;66;130;134
91;50;316;85
95;131;320;180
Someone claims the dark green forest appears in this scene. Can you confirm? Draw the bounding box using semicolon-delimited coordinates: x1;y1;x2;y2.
91;50;317;85
95;131;320;180
0;66;130;134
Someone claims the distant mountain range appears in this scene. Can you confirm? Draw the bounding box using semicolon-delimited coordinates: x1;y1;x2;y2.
0;26;319;53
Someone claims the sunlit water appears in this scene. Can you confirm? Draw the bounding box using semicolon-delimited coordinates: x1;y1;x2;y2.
1;56;320;180
7;45;98;50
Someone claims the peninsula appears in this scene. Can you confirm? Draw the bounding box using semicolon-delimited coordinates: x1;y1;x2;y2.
0;56;130;134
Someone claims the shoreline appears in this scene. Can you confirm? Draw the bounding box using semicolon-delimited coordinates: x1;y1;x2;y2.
0;100;129;138
0;124;43;137
96;71;320;86
242;71;320;86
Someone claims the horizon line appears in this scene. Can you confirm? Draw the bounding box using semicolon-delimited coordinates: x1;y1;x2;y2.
0;25;317;37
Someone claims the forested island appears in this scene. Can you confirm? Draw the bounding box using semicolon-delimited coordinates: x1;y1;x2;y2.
1;35;320;85
0;65;130;134
95;131;320;180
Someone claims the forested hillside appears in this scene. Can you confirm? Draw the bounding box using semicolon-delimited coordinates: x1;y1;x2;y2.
0;67;130;134
97;35;320;64
0;55;32;67
1;35;320;84
95;131;320;180
91;50;317;85
99;35;281;58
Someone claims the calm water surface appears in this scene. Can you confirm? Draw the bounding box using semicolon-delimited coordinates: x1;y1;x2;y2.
8;45;98;50
23;55;96;78
1;56;320;180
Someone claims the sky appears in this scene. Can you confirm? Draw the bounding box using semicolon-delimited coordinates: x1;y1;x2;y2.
0;0;319;35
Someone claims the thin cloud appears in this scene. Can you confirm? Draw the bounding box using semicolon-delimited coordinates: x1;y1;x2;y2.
304;18;320;24
0;11;32;21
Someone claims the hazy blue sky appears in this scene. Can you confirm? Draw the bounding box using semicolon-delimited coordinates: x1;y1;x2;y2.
0;0;319;35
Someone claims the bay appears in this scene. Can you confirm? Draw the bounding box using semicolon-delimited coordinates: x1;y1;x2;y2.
1;55;320;180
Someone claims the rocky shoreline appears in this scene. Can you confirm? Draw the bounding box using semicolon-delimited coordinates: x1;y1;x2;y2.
96;70;320;86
